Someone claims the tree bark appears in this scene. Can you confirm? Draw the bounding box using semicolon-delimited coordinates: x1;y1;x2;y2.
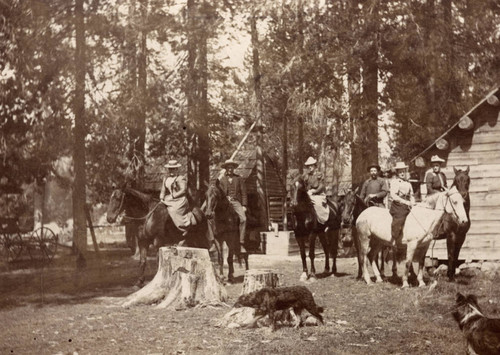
73;0;87;268
241;269;282;295
251;10;268;228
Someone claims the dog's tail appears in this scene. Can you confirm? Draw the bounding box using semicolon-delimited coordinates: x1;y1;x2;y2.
317;306;324;313
308;306;324;324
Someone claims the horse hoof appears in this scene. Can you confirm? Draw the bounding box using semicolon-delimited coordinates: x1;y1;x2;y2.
299;272;308;282
308;274;317;283
375;278;383;283
418;282;426;288
401;282;409;289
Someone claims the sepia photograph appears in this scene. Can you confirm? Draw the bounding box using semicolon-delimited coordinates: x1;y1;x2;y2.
1;0;500;353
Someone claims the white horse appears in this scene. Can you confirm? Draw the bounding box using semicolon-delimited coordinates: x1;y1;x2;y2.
355;186;468;288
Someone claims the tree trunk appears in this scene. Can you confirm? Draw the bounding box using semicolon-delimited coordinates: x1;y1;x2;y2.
251;10;268;228
72;0;87;269
282;111;288;230
241;269;282;295
122;246;227;309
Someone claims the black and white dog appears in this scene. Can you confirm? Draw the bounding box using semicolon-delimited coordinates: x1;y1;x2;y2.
452;292;500;355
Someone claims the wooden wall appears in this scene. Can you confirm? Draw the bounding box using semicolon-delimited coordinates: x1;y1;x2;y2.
425;90;500;261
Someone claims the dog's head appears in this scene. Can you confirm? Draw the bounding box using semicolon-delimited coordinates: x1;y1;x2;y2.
452;292;482;326
234;289;270;308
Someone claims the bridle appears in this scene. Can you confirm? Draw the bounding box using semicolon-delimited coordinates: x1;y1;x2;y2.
112;189;153;222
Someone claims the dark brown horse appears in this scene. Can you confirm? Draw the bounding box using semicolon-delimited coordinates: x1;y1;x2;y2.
106;186;209;286
289;177;346;281
341;188;397;280
203;179;249;283
433;166;471;281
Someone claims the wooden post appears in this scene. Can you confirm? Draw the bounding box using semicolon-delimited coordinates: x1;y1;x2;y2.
241;269;282;295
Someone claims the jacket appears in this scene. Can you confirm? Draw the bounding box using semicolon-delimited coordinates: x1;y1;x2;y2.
219;174;247;206
425;170;447;195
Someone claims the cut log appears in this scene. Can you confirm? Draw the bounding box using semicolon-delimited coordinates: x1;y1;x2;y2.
241;269;282;295
487;94;499;106
436;138;449;150
458;116;474;130
415;156;425;168
122;246;227;309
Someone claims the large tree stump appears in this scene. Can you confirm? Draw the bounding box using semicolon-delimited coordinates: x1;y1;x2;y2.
241;269;282;295
122;246;227;309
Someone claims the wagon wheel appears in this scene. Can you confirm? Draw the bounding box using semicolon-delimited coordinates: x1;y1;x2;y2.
29;227;58;261
2;232;24;262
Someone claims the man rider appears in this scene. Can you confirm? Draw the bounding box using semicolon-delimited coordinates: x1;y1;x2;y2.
359;163;388;208
389;161;415;248
302;157;329;224
218;159;248;254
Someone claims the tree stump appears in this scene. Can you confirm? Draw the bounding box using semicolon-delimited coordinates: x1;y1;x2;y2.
122;246;227;309
241;269;282;295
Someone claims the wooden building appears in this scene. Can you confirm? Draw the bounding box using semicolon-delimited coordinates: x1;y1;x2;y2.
412;85;500;261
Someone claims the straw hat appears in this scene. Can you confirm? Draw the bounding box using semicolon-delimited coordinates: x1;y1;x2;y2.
430;155;445;164
394;161;408;170
221;159;238;169
165;160;181;169
304;157;317;166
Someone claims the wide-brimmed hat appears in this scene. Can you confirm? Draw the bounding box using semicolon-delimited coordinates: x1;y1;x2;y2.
221;159;238;169
165;160;181;169
367;163;381;172
394;161;408;170
304;157;317;166
430;155;445;164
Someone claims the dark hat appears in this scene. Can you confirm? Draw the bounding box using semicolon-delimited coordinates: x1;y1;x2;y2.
367;163;381;172
221;159;238;169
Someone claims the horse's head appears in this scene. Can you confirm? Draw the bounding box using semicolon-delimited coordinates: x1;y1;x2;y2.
440;186;468;225
452;166;470;200
341;188;359;227
204;179;223;219
290;177;307;209
107;188;125;223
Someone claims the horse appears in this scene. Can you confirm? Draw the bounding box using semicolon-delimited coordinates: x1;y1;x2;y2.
355;186;468;288
289;177;346;281
431;166;471;281
106;186;210;286
203;179;249;283
341;188;397;280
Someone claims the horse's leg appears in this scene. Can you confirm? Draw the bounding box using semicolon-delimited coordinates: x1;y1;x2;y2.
369;243;384;283
308;233;317;279
379;250;385;278
447;230;466;281
295;235;308;281
318;230;330;274
415;245;428;287
136;238;148;287
215;238;224;279
351;227;363;279
227;238;235;283
330;229;339;275
402;241;417;288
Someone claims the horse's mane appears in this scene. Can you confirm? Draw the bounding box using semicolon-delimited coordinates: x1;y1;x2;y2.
292;177;314;210
124;187;158;209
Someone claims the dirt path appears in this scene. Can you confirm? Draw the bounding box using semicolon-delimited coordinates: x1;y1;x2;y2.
1;250;499;354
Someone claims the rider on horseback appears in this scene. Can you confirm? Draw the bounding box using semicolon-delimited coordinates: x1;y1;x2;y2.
160;160;204;238
218;159;248;254
389;161;415;248
302;157;330;224
425;155;448;196
359;163;388;208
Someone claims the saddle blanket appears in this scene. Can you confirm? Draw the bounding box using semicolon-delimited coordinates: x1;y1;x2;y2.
309;194;329;224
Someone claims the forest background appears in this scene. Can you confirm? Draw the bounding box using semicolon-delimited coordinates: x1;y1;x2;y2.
1;0;499;262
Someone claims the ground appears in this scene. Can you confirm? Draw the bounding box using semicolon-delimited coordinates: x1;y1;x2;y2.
1;245;500;355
